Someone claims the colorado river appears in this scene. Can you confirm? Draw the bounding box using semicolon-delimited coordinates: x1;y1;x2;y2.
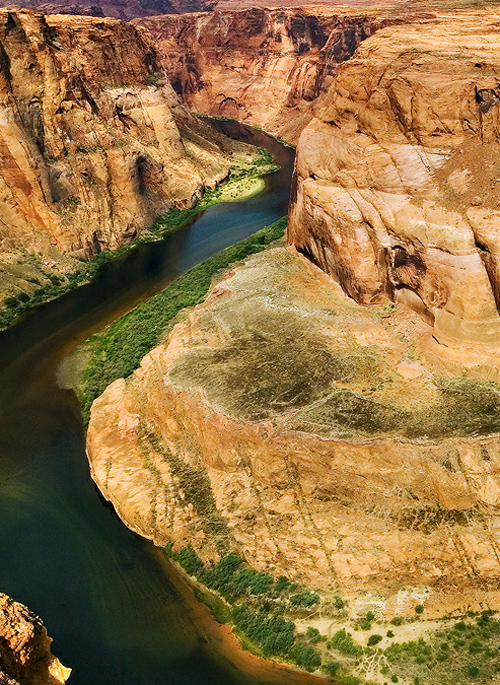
0;124;321;685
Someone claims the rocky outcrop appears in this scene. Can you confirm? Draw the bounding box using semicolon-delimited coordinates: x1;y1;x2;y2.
288;11;500;367
0;10;257;301
136;8;393;142
0;593;70;685
1;0;217;21
87;245;500;618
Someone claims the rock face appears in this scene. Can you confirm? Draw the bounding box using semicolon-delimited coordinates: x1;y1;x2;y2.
136;9;392;143
0;10;255;299
87;246;500;618
87;7;500;620
1;0;217;21
288;11;500;368
0;593;70;685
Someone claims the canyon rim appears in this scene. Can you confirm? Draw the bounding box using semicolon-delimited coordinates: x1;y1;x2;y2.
6;2;500;685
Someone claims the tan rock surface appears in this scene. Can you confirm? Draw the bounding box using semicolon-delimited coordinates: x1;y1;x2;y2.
0;10;255;300
136;8;394;143
288;9;500;367
0;593;70;685
87;247;500;617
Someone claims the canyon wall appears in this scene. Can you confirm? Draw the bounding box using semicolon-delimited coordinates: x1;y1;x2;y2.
136;8;394;142
87;6;500;620
0;10;254;301
0;593;70;685
0;0;217;21
288;11;500;361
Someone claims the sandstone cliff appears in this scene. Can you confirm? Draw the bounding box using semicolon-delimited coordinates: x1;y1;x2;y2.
0;593;70;685
87;244;500;618
0;10;256;302
288;10;500;373
136;8;393;143
1;0;216;21
86;7;500;622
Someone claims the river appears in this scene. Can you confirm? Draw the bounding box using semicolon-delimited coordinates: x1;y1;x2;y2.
0;124;324;685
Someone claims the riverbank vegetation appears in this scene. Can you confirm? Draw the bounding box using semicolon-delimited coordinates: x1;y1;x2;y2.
0;147;278;332
78;216;287;423
165;545;500;685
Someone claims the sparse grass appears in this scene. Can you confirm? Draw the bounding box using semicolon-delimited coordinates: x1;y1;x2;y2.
79;217;287;423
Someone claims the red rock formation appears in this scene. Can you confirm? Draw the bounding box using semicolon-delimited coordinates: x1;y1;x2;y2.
1;0;216;21
0;10;257;300
288;10;500;364
136;8;393;142
0;593;70;685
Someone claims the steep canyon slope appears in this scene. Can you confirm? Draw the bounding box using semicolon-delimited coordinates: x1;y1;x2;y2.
0;593;69;685
0;10;257;303
87;8;500;624
136;8;395;143
288;9;500;376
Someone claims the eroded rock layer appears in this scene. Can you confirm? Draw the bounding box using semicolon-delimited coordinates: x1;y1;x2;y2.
136;8;393;142
288;10;500;364
0;593;70;685
0;10;255;299
87;247;500;617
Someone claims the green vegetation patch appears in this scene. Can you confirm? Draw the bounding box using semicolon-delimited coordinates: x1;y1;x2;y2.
165;545;326;671
79;217;287;423
384;611;500;684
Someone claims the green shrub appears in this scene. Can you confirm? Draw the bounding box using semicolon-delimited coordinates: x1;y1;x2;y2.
468;665;480;677
387;631;394;638
367;634;383;646
334;596;344;610
80;217;287;423
415;605;424;615
290;590;319;608
360;621;372;630
391;617;403;626
289;644;321;671
324;661;340;677
366;611;375;622
275;576;290;592
330;629;363;656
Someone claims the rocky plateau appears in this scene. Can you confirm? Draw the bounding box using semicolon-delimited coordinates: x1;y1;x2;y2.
86;5;500;626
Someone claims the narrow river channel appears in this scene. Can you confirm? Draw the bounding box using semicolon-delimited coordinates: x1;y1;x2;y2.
0;124;325;685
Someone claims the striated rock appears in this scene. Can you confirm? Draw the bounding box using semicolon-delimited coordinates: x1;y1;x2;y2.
0;10;256;299
288;10;500;368
0;593;70;685
1;0;217;21
87;246;500;617
136;8;394;143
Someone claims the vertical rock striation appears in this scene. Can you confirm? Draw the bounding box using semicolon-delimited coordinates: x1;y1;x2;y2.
136;8;394;142
288;11;500;363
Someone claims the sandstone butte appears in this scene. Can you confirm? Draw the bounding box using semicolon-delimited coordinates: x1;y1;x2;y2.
86;5;500;630
0;592;70;685
0;9;261;303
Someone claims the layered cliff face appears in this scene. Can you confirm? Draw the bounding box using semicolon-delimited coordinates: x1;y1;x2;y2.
0;10;255;301
136;9;393;143
0;0;217;21
0;593;70;685
288;11;500;371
